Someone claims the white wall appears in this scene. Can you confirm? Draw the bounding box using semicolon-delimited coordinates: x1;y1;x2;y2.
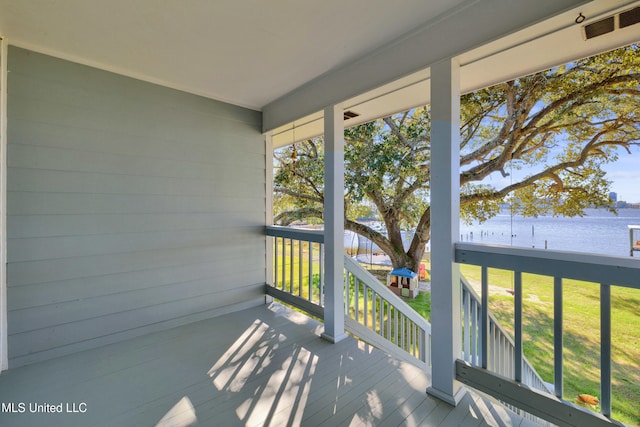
6;47;265;367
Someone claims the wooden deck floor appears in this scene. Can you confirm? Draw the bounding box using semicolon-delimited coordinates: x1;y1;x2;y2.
0;303;535;426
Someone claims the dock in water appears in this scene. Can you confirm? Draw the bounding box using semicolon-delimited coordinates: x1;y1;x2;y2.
629;224;640;256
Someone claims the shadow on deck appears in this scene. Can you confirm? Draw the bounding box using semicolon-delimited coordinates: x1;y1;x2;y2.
0;303;533;426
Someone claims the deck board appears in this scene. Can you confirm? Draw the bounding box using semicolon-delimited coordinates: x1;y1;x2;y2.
0;303;531;426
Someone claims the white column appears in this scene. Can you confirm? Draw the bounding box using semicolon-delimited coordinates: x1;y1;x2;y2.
321;104;347;343
426;58;464;405
264;133;274;303
0;36;8;371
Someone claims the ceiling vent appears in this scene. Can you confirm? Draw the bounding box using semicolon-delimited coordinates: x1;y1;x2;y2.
583;7;640;40
619;6;640;28
343;110;360;120
584;16;614;39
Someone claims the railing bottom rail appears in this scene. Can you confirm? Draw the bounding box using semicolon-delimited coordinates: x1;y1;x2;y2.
265;285;324;319
456;360;625;427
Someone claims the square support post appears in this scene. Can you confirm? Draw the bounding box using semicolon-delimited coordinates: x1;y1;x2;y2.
426;58;464;406
321;104;347;343
264;133;274;303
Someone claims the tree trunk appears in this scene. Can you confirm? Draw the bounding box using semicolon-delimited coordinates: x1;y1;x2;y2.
345;218;431;273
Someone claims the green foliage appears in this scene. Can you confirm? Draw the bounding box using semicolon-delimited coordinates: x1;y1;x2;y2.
274;45;640;268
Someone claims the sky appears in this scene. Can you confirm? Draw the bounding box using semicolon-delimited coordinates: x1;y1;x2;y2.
474;144;640;204
603;147;640;203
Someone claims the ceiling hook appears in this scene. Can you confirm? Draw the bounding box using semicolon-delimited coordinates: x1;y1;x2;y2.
575;13;586;24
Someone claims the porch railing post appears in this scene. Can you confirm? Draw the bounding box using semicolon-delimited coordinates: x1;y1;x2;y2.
426;57;464;406
321;103;347;343
601;283;612;417
553;276;563;398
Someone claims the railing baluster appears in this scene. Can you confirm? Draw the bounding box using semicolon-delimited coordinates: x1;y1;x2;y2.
380;297;384;337
498;333;503;376
274;237;279;288
407;320;415;354
601;283;612;417
372;291;377;332
464;288;471;362
394;306;398;345
497;333;502;376
298;239;303;297
481;266;489;369
308;242;313;301
289;238;294;293
319;245;324;306
554;276;563;398
355;278;359;322
281;237;286;290
401;315;405;351
420;326;426;363
491;323;497;372
411;322;416;356
514;271;523;382
386;300;391;340
344;271;351;316
364;285;368;328
471;296;478;366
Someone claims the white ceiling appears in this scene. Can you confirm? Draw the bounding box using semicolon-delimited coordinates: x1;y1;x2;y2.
1;0;638;146
0;0;469;110
269;0;640;146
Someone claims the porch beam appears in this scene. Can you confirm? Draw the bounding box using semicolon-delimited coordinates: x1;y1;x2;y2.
321;103;347;343
426;58;464;406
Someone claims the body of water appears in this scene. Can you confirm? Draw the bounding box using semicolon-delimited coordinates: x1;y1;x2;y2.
460;208;640;257
345;208;640;259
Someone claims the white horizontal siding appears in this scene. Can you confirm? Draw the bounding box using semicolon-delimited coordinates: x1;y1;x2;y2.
8;239;262;286
7;211;265;239
6;46;265;367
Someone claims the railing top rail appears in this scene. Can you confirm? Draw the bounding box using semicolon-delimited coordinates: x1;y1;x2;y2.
266;225;325;243
455;242;640;289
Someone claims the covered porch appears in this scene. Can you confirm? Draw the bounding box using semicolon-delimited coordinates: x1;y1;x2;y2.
1;0;639;426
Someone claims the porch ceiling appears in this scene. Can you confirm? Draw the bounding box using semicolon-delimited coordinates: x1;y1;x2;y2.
0;0;469;110
2;0;639;145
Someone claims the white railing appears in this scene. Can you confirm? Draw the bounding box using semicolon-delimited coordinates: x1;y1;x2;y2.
455;242;640;426
267;226;325;313
461;276;550;393
344;256;430;367
265;226;430;368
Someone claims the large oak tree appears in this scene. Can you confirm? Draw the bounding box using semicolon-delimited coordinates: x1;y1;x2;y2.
274;45;640;270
